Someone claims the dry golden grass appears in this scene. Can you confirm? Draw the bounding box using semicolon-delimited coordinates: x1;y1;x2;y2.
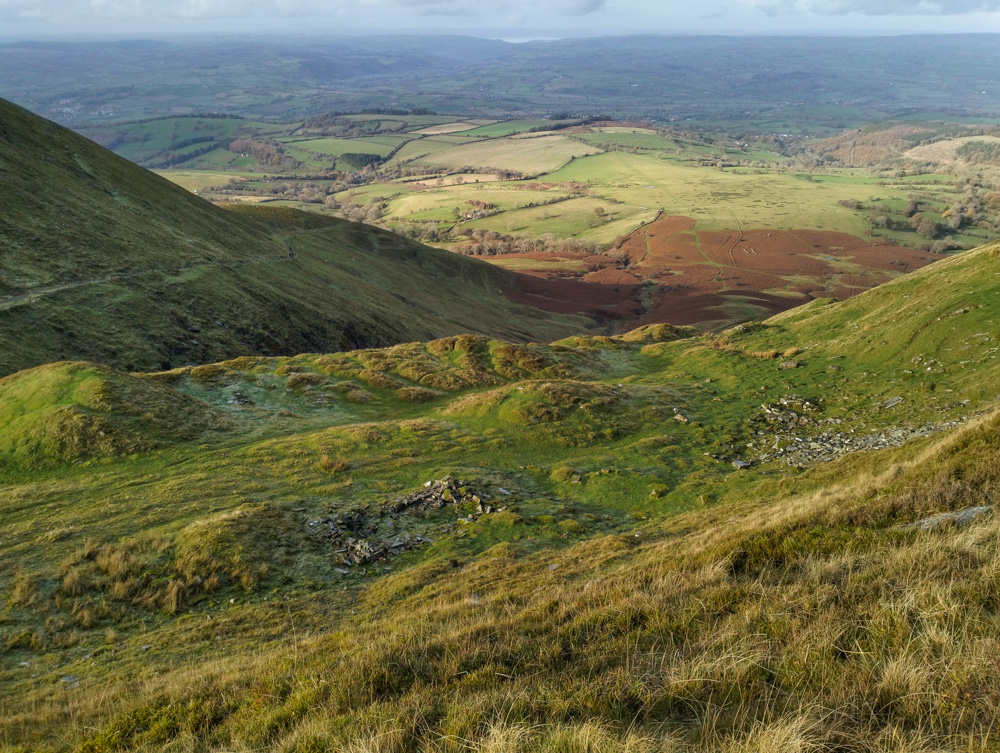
11;411;989;752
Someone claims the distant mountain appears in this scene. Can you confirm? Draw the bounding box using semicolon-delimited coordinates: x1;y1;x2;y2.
2;34;999;130
0;97;591;376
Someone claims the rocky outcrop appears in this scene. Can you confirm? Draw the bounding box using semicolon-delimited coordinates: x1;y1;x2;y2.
309;477;502;567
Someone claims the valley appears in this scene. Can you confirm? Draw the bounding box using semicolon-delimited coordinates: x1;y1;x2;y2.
1;29;1000;753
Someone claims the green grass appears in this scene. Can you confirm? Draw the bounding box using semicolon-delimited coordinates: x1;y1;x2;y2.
371;149;928;247
409;134;602;175
573;130;681;152
285;136;409;158
463;196;649;239
460;120;566;137
3;241;1000;750
543;153;888;234
153;170;256;192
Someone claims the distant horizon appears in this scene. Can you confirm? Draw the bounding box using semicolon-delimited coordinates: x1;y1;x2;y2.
2;0;999;40
3;28;1000;44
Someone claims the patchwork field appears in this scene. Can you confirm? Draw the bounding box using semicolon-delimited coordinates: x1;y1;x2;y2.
129;115;996;331
408;134;603;174
410;119;496;135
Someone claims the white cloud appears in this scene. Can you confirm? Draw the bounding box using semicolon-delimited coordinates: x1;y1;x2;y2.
744;0;1000;13
0;0;998;33
559;0;607;14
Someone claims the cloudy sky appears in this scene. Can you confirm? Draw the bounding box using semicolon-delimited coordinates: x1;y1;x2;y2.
2;0;999;38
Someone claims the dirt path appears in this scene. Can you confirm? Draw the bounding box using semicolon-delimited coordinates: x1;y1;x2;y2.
0;254;293;313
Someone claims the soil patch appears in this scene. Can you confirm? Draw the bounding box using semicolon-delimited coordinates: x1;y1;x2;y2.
501;214;943;330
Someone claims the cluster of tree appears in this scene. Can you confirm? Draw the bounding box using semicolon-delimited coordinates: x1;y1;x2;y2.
337;200;386;225
956;140;1000;166
450;229;604;257
146;140;227;168
229;138;296;169
460;199;498;221
339;153;385;171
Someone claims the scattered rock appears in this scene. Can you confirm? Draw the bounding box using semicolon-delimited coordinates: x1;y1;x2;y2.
881;396;904;409
751;395;970;467
732;459;751;470
314;477;501;566
899;506;992;531
779;360;799;369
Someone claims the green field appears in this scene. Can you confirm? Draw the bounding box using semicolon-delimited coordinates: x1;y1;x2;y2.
154;170;256;191
544;152;896;234
409;134;602;174
463;196;652;239
94;114;998;254
365;150;928;244
461;119;568;137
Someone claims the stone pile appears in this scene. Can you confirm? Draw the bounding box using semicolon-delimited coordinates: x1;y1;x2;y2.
310;476;498;567
753;423;964;466
748;395;968;467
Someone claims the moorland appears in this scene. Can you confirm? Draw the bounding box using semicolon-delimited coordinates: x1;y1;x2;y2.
2;32;1000;753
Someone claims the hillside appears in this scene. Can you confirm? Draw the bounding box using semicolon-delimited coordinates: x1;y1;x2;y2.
1;231;998;750
0;98;593;376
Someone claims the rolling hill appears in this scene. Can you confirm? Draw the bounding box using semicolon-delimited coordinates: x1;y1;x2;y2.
1;213;998;750
0;97;593;377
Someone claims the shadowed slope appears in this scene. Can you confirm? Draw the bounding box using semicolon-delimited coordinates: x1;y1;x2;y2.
0;98;594;376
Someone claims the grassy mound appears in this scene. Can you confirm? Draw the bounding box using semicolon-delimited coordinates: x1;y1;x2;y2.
0;362;230;468
2;238;1000;751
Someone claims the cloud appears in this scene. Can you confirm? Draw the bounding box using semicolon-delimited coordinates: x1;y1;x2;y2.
1;0;614;23
558;0;606;14
745;0;1000;13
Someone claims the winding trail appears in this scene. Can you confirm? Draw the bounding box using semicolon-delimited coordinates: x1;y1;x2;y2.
0;254;294;313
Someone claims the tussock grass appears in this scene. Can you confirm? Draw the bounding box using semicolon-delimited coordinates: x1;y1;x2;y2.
3;238;1000;750
10;411;994;752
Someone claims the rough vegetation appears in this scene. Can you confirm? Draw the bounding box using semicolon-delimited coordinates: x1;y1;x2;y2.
2;233;999;750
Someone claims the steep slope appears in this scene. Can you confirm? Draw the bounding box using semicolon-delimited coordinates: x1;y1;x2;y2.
0;97;594;376
3;240;1000;750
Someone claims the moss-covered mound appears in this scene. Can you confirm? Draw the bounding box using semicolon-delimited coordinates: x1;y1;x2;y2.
0;361;231;467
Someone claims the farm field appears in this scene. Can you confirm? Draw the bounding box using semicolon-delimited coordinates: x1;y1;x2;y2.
408;134;603;174
410;119;496;135
463;197;653;239
153;170;255;192
543;152;883;234
353;148;948;250
117;113;997;333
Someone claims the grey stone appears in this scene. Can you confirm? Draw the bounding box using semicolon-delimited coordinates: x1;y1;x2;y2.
899;506;992;531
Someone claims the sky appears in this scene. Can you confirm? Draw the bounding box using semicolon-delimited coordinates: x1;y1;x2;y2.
2;0;1000;38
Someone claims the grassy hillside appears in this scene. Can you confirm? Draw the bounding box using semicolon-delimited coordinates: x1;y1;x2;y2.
1;238;998;750
0;98;593;376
